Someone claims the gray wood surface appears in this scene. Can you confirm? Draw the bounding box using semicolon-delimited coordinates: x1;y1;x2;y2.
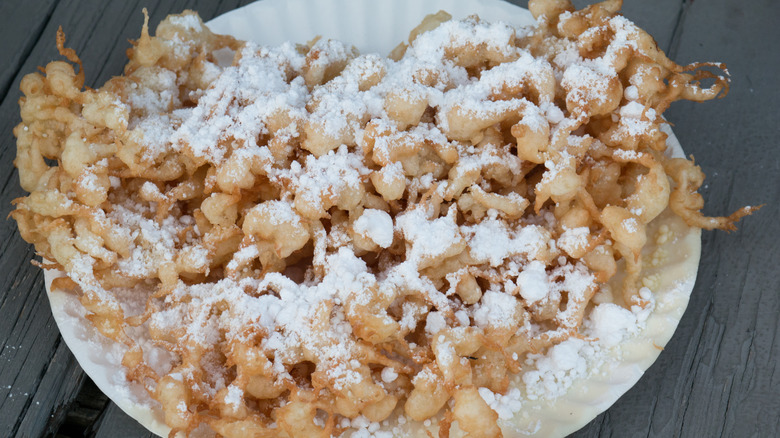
0;0;777;437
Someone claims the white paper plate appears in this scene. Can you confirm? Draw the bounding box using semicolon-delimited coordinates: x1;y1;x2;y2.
45;1;701;436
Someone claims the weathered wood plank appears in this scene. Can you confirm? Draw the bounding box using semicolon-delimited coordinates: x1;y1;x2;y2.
52;378;109;437
92;402;157;438
574;0;780;436
15;340;87;437
0;0;59;105
686;184;779;438
666;6;780;433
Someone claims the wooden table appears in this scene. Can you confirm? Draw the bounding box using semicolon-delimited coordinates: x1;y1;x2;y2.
0;0;777;436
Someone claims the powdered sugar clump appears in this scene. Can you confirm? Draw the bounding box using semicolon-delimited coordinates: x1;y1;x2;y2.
478;386;524;420
523;287;656;400
354;209;394;248
516;260;550;303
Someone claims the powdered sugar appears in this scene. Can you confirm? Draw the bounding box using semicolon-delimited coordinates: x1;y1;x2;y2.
524;338;593;400
396;206;463;264
523;286;656;401
478;386;523;420
171;44;309;164
380;367;398;383
473;290;519;328
516;260;550;303
557;226;590;256
353;209;394;248
167;13;204;32
425;311;447;335
464;219;548;267
587;303;639;347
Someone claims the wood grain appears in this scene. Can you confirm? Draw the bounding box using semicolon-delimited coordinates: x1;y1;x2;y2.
0;1;777;437
0;0;59;104
573;0;780;436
